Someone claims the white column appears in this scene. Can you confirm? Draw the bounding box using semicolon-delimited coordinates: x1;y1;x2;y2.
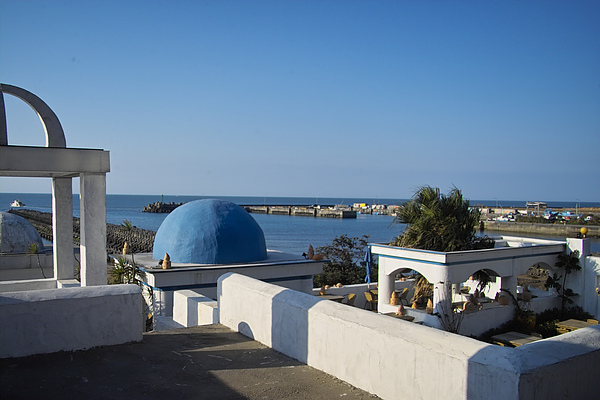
377;257;395;311
433;282;451;314
501;275;517;297
566;238;588;309
52;177;74;282
79;173;107;286
567;238;590;258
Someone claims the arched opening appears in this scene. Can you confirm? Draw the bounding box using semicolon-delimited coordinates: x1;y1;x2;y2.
518;262;553;291
469;268;501;298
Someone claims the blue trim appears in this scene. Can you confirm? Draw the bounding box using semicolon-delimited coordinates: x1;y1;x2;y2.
264;275;313;283
148;275;313;292
138;259;317;274
379;250;563;267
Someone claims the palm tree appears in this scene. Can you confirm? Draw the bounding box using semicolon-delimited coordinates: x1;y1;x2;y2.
392;186;493;252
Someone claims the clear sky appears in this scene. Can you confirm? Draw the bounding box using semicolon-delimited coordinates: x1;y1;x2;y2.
1;1;598;201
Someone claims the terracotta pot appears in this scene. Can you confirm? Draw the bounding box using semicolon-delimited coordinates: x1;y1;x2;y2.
498;295;510;306
162;252;171;269
390;291;399;305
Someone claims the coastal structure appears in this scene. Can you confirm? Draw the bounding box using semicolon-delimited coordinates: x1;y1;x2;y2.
0;83;109;287
0;84;140;357
371;236;594;336
2;84;599;398
132;199;324;324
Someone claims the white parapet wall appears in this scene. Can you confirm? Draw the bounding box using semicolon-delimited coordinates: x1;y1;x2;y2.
173;289;219;327
0;284;143;358
218;273;600;400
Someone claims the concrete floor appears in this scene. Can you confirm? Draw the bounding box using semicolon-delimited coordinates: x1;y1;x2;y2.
0;324;379;400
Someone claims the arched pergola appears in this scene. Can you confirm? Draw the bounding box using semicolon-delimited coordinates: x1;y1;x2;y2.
372;236;566;315
0;83;110;287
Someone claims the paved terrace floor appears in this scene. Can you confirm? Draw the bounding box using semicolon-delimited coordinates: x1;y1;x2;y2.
0;324;379;400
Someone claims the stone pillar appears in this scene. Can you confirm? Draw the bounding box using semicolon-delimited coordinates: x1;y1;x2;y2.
79;173;107;286
566;238;588;309
433;282;451;314
52;177;74;283
377;257;395;311
452;283;461;303
567;238;590;258
500;275;517;296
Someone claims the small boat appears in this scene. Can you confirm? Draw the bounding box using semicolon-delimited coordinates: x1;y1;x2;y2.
10;199;25;207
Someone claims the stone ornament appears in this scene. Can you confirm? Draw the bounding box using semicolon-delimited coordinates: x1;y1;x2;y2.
163;252;171;269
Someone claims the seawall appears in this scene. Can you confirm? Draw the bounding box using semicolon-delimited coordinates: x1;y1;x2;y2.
483;221;599;238
8;209;156;254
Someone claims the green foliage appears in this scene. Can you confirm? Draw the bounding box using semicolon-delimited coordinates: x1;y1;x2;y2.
120;219;134;232
551;250;582;314
391;186;494;251
27;242;46;279
109;256;145;285
478;306;595;342
26;242;40;254
472;269;493;292
313;235;375;287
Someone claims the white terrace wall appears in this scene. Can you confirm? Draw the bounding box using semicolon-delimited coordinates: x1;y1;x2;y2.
218;273;600;400
0;285;143;358
581;255;600;319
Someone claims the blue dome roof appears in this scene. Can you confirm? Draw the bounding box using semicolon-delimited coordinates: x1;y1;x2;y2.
152;199;267;264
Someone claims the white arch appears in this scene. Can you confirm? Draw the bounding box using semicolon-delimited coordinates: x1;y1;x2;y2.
0;83;66;148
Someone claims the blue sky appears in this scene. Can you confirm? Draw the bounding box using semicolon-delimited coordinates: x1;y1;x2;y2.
1;1;598;201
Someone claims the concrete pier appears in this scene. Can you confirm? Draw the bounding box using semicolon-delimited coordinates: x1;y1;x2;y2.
243;205;357;218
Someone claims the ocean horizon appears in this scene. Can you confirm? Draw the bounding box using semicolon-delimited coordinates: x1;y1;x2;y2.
2;193;599;255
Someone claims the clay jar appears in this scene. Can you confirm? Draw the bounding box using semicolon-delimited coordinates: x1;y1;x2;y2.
390;291;399;305
497;292;510;305
162;252;171;269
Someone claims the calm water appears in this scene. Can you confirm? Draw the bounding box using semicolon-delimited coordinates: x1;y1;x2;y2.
1;193;598;255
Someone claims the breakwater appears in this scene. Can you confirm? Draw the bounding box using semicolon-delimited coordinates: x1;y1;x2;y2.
483;220;599;238
142;201;185;213
9;209;156;254
142;201;360;218
244;205;357;218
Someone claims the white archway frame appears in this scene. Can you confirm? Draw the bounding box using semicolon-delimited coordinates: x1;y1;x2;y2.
1;83;109;287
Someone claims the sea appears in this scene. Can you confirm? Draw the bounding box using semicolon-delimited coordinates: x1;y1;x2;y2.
2;193;599;255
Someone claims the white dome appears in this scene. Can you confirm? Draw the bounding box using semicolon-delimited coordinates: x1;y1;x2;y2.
0;212;45;254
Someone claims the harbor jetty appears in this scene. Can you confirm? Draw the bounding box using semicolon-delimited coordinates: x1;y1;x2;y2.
142;201;361;218
244;205;357;218
9;209;156;254
142;201;185;213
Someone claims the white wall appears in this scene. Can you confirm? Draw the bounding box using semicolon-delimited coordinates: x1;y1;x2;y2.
173;289;219;327
582;255;600;319
0;284;143;358
218;273;600;400
0;278;57;292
